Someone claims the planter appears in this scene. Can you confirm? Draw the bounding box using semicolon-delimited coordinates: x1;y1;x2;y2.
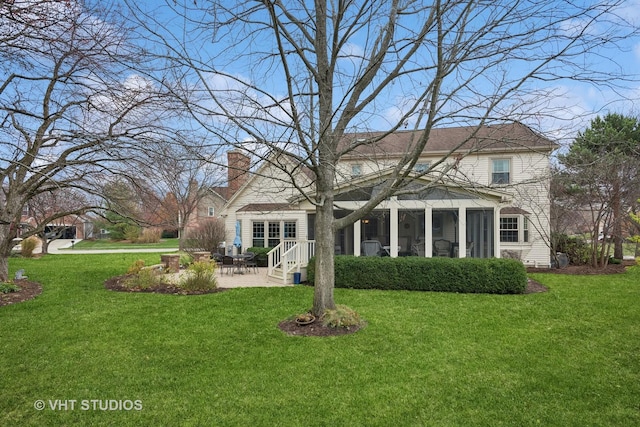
295;314;316;326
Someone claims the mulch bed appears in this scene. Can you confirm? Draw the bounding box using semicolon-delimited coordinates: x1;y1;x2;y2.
526;262;631;275
103;275;229;295
0;280;42;307
278;318;366;337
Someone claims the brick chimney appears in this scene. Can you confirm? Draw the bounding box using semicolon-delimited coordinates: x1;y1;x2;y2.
227;150;250;196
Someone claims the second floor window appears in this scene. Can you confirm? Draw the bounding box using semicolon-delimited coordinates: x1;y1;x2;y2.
492;159;510;184
351;164;362;177
207;207;215;217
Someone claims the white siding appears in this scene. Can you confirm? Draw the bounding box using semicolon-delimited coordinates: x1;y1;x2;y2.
224;148;552;266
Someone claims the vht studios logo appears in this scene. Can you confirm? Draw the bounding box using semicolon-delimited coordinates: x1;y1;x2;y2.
34;399;143;411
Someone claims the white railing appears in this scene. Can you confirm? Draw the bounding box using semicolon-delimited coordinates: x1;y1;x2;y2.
268;240;316;285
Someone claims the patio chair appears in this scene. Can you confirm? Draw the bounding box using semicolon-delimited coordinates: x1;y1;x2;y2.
244;251;258;273
466;242;474;257
221;255;235;275
453;242;474;258
361;240;383;256
433;239;451;257
211;253;223;269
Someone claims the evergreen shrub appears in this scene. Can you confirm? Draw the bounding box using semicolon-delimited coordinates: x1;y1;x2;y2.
307;256;527;294
247;247;273;267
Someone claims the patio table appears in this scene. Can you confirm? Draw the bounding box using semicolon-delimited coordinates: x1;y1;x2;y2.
232;254;251;274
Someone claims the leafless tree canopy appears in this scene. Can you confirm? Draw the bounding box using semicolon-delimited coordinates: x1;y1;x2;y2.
0;0;171;280
126;0;638;313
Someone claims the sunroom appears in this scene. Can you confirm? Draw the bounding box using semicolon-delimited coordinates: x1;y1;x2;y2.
305;179;512;259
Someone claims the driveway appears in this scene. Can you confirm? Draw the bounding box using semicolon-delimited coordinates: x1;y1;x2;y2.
43;239;178;254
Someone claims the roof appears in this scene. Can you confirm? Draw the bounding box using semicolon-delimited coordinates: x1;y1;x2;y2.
209;186;231;200
290;167;512;204
236;203;293;212
501;207;532;215
340;122;556;158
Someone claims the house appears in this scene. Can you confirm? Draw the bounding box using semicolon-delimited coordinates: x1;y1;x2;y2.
19;212;94;240
214;123;556;282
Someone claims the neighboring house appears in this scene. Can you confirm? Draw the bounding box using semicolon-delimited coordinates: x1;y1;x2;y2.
206;123;555;281
183;189;227;233
183;150;249;236
19;212;94;240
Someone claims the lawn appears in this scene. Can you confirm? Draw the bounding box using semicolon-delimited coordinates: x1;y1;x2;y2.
61;238;180;250
1;254;639;426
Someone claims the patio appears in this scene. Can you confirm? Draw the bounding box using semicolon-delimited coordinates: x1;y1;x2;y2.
215;267;288;288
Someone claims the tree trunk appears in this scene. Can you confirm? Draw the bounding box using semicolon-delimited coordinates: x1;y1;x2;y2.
312;194;336;317
0;254;8;283
612;180;623;259
0;223;15;282
40;237;50;255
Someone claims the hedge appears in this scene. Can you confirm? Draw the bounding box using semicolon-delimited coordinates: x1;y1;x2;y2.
246;247;273;267
306;256;527;294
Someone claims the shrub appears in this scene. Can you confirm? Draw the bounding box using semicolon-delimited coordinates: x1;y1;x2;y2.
552;233;592;265
322;305;363;329
184;218;226;253
307;256;527;294
20;237;38;258
179;252;193;268
136;228;162;244
127;259;146;275
124;268;161;290
123;225;141;242
180;261;217;291
247;247;273;267
0;283;20;294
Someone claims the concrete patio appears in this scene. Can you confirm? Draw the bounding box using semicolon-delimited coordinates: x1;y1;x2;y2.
214;266;291;288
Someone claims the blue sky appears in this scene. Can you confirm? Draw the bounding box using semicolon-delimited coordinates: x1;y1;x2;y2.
124;0;640;147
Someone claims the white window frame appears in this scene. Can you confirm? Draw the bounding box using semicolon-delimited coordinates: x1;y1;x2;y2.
207;206;215;217
283;221;297;239
499;216;519;242
491;158;511;185
351;164;362;177
252;220;298;247
252;221;265;248
500;215;529;243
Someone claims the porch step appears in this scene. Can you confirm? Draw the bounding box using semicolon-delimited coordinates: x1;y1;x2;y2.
267;267;287;284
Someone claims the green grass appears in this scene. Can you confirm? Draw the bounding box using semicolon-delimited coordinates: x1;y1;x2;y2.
62;238;179;250
1;254;639;426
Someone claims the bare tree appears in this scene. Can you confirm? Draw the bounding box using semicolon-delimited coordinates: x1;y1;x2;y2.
122;137;226;248
25;188;88;254
184;217;226;254
127;1;638;315
0;0;167;280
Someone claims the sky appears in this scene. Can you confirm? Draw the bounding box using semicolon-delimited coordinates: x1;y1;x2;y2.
122;1;640;147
